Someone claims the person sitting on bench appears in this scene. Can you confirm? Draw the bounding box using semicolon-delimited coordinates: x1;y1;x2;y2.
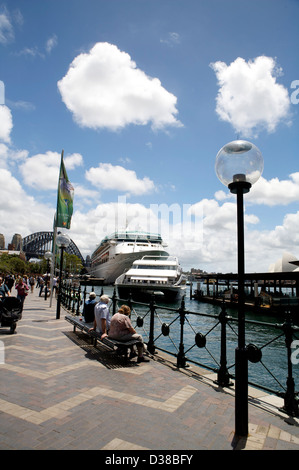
89;294;111;340
108;305;149;363
83;292;97;323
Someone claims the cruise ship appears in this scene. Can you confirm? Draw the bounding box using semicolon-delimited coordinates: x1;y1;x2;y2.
115;255;187;301
90;231;169;284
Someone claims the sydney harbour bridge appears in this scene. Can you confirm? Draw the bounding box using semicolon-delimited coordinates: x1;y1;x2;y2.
22;231;85;264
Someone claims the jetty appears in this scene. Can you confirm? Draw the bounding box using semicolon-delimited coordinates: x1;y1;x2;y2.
191;271;299;318
79;277;105;286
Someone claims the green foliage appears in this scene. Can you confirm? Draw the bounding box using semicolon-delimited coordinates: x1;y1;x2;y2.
0;252;83;276
62;253;83;274
0;254;42;275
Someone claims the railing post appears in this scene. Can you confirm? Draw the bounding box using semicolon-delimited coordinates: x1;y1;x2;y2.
64;284;68;308
60;282;64;306
177;296;186;368
215;301;233;387
280;312;299;417
71;286;76;313
76;285;81;316
83;286;87;305
147;295;156;354
63;282;67;306
112;288;117;315
67;285;72;310
127;292;133;313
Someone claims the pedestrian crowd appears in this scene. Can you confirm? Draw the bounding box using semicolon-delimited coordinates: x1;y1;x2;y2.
0;273;59;310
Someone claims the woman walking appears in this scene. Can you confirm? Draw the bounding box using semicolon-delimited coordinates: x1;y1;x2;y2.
15;277;29;309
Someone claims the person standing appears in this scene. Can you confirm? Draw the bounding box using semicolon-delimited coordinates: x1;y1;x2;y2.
5;274;14;292
29;276;35;293
0;277;11;300
52;276;58;298
15;277;29;308
38;276;45;297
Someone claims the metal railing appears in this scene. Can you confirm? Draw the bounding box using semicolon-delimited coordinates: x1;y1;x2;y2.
60;282;299;417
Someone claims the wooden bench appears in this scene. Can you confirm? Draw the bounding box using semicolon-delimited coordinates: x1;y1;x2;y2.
65;315;141;360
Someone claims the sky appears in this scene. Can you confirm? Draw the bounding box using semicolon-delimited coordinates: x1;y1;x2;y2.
1;0;299;274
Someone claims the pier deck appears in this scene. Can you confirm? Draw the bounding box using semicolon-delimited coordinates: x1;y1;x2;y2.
0;288;298;452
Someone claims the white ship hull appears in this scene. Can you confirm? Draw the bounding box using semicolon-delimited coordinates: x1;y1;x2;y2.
115;255;187;302
91;249;169;284
116;282;186;302
90;231;169;285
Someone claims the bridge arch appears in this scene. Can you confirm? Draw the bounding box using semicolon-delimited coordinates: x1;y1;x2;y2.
22;231;84;264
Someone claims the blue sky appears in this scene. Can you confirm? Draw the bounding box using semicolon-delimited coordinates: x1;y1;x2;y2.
1;0;299;273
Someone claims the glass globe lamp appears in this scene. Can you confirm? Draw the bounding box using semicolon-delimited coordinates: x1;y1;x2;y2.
215;140;263;193
44;251;53;261
56;233;70;249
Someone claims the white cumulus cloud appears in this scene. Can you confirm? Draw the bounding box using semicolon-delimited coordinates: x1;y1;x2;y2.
85;163;155;196
0;106;13;143
0;169;53;237
20;151;83;190
248;173;299;206
210;56;291;137
57;42;182;131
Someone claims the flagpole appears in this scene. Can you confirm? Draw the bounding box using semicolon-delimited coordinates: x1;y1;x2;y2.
49;150;64;308
49;224;57;307
49;149;74;308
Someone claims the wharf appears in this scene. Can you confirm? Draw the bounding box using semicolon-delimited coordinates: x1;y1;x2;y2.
0;288;298;452
191;271;299;319
193;295;287;315
80;277;105;286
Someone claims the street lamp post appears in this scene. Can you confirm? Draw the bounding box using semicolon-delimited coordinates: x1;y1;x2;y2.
44;251;52;300
215;140;263;437
56;233;70;320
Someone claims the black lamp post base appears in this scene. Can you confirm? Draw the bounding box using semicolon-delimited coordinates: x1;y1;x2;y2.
235;347;249;437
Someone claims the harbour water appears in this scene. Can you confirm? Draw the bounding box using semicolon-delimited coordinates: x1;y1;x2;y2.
82;284;299;397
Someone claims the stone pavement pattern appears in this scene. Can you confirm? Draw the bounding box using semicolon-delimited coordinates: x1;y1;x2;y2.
0;288;298;450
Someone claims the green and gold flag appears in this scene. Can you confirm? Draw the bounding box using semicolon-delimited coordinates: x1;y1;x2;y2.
56;150;74;229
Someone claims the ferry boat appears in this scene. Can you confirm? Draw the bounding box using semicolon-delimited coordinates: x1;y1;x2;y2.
90;231;169;284
115;255;187;301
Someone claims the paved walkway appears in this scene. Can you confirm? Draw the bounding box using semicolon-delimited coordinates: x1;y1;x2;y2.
0;288;298;452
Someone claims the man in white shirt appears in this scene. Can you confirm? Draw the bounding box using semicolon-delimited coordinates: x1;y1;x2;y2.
90;295;110;339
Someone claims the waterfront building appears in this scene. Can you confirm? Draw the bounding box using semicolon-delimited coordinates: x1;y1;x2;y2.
10;234;22;251
0;234;5;250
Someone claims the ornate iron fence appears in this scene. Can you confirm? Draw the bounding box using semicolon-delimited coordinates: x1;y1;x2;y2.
61;282;299;417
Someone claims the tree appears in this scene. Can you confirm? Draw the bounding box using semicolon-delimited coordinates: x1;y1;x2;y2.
64;253;83;275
